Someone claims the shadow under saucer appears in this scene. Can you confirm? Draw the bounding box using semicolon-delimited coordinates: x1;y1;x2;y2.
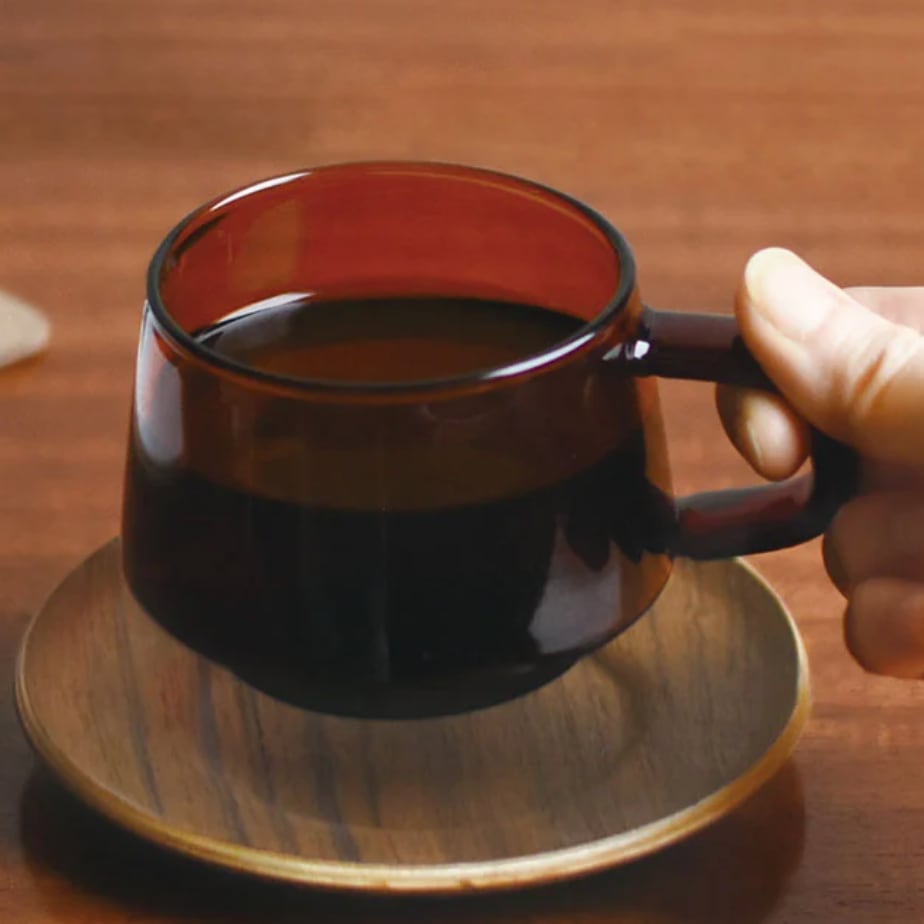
19;761;806;923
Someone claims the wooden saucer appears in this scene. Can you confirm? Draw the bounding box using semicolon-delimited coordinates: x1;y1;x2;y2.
16;540;809;894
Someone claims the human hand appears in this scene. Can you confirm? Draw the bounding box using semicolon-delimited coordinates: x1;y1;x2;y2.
717;248;924;678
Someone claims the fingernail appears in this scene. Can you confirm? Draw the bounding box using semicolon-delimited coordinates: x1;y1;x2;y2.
744;248;837;342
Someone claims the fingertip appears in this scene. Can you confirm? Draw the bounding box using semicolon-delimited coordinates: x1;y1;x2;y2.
742;247;803;304
739;249;813;334
715;385;809;480
845;578;924;679
715;385;759;466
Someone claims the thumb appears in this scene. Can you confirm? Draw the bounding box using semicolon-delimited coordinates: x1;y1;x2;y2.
738;248;924;464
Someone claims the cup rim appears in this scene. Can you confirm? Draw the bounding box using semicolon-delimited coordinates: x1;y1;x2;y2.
145;161;638;397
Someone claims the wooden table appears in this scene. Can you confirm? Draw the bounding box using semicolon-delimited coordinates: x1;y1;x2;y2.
2;1;923;920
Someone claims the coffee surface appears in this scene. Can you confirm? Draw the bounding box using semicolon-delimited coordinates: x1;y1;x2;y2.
197;294;581;383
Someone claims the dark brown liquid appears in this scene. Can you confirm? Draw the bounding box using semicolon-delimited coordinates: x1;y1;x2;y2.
123;296;674;718
198;295;582;383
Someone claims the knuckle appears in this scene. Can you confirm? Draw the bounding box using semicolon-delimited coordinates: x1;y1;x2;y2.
821;528;850;595
829;492;924;591
834;326;921;442
825;497;868;573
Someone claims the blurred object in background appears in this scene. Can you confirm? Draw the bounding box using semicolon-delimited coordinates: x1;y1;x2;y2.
0;289;49;369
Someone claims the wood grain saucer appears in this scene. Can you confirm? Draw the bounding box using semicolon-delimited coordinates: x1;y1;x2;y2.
15;539;809;894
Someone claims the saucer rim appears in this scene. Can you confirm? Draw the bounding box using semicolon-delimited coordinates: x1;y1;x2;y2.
15;543;811;895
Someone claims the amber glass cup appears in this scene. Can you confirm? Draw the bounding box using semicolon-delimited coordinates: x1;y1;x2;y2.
122;163;856;718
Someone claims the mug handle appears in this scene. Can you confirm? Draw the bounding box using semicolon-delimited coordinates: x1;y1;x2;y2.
615;307;860;559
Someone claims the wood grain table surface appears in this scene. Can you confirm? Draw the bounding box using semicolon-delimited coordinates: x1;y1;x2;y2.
2;1;924;920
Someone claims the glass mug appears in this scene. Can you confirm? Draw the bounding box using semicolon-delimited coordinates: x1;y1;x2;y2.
122;162;857;718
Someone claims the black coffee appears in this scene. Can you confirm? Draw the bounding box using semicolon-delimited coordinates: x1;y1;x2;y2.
122;295;673;717
196;294;581;383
